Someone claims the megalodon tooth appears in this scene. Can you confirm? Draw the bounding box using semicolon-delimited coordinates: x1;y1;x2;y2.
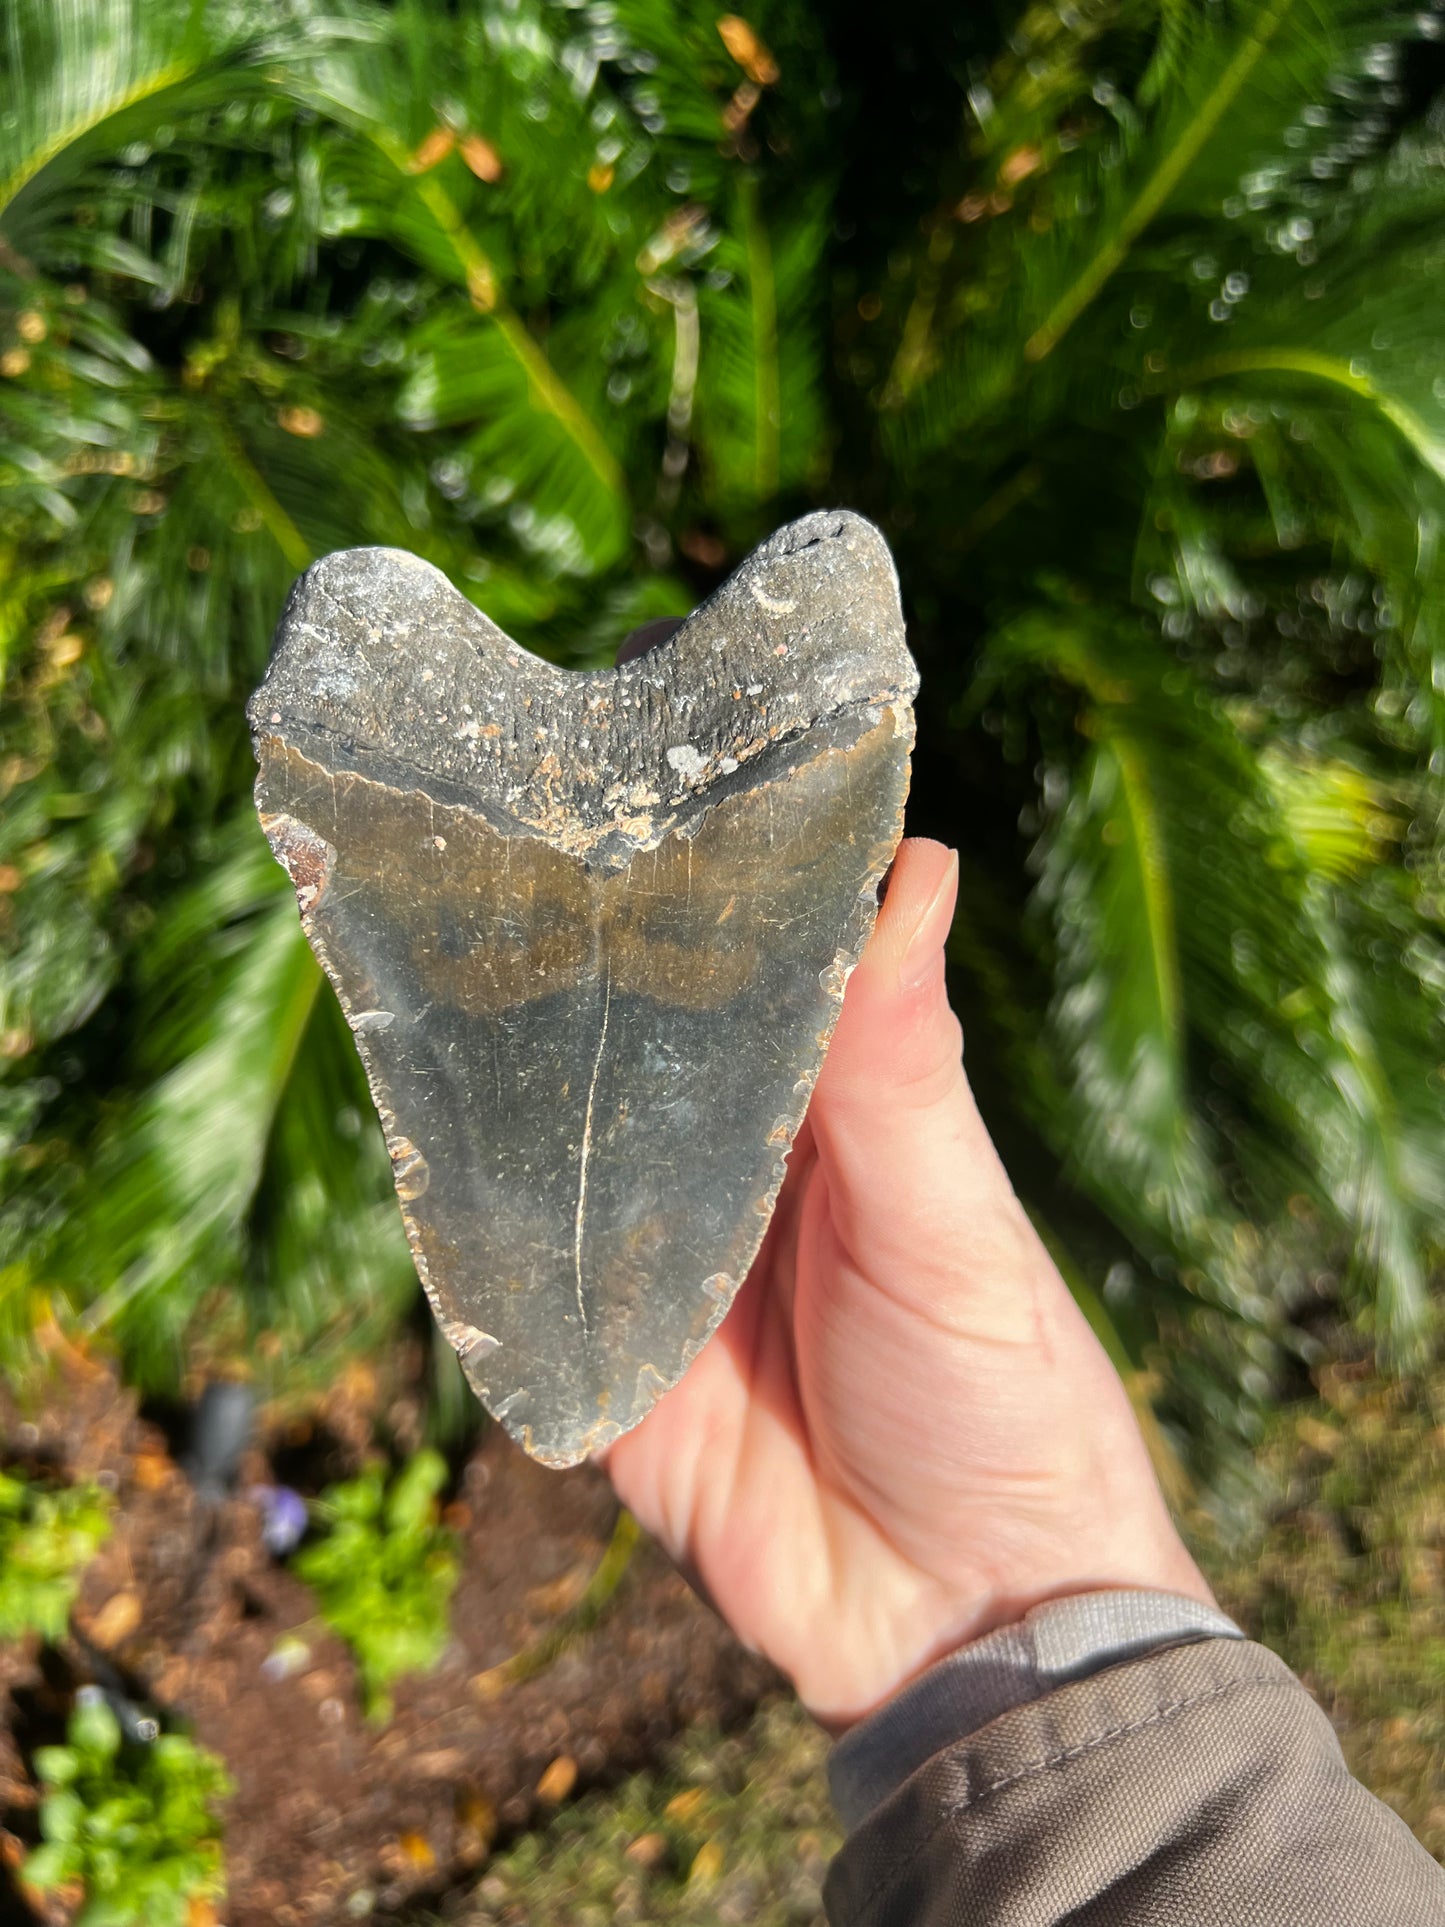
248;510;917;1465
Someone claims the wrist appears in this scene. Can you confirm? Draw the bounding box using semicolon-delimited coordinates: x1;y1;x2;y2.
940;1540;1218;1657
806;1516;1215;1734
827;1585;1244;1824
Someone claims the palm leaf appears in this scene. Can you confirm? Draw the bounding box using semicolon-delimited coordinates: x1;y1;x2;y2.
296;3;633;573
45;817;412;1388
5;0;1445;1466
985;599;1437;1355
0;0;367;257
691;177;829;518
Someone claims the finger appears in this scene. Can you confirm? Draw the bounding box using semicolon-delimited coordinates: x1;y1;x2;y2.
803;846;1144;1488
817;835;966;1127
811;838;1046;1291
751;1109;820;1336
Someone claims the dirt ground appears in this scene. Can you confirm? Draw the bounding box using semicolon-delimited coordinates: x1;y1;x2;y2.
8;1344;1443;1926
0;1349;776;1925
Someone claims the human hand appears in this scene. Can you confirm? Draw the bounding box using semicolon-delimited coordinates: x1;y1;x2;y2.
602;835;1213;1728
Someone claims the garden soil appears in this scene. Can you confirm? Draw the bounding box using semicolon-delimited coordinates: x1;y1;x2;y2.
0;1343;776;1925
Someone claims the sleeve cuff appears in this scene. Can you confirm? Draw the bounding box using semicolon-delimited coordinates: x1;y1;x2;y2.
828;1588;1243;1830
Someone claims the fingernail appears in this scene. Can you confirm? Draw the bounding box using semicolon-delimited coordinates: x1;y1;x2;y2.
899;849;959;991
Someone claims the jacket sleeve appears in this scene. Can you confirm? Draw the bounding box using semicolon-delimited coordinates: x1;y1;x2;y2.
825;1614;1445;1927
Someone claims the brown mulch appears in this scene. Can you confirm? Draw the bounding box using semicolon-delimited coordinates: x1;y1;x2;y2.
0;1347;776;1925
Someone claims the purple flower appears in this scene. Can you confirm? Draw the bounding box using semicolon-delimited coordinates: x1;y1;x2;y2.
250;1483;309;1556
261;1635;312;1683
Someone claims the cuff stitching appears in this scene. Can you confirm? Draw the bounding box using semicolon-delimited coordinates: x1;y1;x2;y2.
846;1668;1289;1921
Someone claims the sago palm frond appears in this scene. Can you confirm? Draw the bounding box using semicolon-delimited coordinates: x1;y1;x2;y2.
870;0;1445;1420
2;0;1443;1464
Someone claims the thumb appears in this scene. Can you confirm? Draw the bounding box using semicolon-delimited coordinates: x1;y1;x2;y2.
830;837;965;1101
810;838;1043;1293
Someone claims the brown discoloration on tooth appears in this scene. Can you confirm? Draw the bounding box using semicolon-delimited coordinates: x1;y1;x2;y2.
258;807;335;915
249;511;916;1466
388;1136;431;1201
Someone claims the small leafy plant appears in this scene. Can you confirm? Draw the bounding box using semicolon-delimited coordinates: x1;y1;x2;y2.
293;1447;460;1721
23;1689;231;1927
0;1470;111;1642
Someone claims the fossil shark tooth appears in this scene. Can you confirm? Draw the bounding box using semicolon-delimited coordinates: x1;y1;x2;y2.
248;510;917;1466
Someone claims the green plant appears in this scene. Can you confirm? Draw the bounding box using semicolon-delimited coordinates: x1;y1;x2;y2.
293;1446;460;1721
0;1468;110;1641
23;1690;231;1927
1197;1356;1445;1855
2;0;1444;1471
459;1696;838;1925
873;0;1445;1432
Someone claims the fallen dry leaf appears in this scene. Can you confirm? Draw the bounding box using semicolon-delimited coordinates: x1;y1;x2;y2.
131;1447;174;1491
456;1788;497;1864
664;1787;707;1823
1296;1415;1341;1457
471;1665;509;1701
689;1838;725;1887
398;1831;435;1872
150;1657;191;1700
88;1590;142;1650
535;1755;577;1805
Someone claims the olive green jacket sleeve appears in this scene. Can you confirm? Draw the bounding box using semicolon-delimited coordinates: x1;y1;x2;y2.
825;1633;1445;1926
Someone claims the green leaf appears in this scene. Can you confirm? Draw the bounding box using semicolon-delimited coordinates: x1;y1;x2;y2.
294;1450;459;1719
0;0;369;258
41;1786;84;1844
70;1692;122;1762
33;1744;79;1787
6;0;1445;1484
397;300;628;575
0;1476;111;1641
20;1839;74;1891
382;1446;447;1535
55;855;320;1371
692;177;829;519
1024;0;1301;362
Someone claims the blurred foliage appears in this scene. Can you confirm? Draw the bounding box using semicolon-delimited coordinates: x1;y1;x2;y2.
0;1467;111;1641
1203;1355;1445;1855
22;1689;231;1927
435;1696;838;1927
422;1360;1445;1925
2;0;1445;1471
292;1445;460;1721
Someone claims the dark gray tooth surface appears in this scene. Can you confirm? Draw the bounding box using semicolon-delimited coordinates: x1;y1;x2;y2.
248;510;917;1466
